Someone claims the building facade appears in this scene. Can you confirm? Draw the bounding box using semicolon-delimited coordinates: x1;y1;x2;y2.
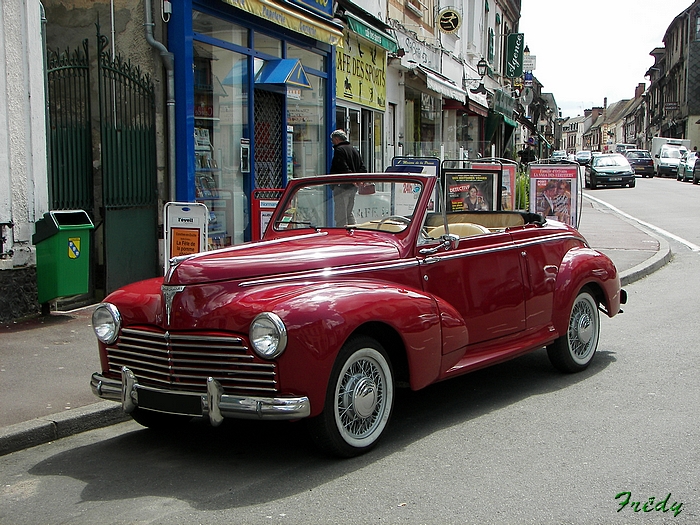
3;0;528;322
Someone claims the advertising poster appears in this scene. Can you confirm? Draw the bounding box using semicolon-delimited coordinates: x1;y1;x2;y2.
529;164;578;226
444;170;497;213
473;162;516;211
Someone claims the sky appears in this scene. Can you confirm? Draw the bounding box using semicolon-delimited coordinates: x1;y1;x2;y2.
518;0;693;118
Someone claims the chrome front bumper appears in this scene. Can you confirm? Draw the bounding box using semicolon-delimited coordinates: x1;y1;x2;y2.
91;367;311;425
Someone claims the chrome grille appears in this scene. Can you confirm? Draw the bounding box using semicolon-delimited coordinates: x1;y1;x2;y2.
105;327;277;394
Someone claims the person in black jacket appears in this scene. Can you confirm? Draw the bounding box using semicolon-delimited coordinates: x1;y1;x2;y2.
330;129;366;226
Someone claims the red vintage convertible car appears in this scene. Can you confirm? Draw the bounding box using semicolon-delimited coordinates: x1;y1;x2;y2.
91;172;626;457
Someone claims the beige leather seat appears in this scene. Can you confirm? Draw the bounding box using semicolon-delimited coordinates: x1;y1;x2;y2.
429;223;490;238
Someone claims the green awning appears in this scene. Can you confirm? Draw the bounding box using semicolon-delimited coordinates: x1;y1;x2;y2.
345;14;398;53
503;115;517;127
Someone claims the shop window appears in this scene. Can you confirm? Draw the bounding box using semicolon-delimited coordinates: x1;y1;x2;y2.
405;87;441;157
193;41;249;247
287;44;325;73
288;75;327;178
254;32;282;58
192;11;248;46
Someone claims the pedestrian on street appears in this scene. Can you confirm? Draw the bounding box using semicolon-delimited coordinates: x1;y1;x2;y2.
518;137;537;169
329;129;366;227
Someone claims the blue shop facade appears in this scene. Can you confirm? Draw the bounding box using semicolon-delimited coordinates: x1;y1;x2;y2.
169;0;343;246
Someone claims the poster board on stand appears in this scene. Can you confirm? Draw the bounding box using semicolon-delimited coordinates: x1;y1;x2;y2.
528;164;579;227
442;169;499;212
164;202;208;274
472;160;517;211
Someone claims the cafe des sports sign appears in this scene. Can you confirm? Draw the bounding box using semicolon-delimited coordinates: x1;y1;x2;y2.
336;29;386;111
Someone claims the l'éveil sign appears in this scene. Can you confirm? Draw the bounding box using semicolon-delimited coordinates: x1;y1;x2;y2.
506;33;524;78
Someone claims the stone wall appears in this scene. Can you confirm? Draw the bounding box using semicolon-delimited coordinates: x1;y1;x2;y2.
0;267;40;323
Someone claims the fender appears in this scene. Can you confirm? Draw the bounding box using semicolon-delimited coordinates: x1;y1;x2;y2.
247;280;444;415
552;247;622;334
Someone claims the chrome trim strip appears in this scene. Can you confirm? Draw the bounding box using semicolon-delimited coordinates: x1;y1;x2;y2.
91;371;310;420
239;259;420;287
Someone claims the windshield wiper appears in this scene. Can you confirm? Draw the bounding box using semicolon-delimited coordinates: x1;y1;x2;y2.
274;220;316;228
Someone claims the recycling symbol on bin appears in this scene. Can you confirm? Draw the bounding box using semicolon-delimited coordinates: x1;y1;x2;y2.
68;237;81;259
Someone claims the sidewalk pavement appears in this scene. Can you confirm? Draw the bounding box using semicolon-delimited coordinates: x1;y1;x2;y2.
0;196;673;456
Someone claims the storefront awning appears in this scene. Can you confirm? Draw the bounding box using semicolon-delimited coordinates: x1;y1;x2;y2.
345;13;398;53
412;65;467;103
255;59;312;89
220;0;343;47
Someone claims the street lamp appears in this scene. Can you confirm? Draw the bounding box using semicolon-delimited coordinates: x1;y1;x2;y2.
477;58;488;78
466;58;489;94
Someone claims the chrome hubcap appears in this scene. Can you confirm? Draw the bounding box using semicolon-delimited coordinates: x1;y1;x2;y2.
576;313;593;345
346;376;377;419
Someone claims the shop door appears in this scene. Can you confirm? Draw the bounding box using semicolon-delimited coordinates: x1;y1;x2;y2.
254;89;284;189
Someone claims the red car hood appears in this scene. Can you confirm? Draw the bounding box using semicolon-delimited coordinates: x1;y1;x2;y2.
166;231;402;285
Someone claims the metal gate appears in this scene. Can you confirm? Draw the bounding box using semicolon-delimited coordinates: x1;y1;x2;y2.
97;29;158;293
254;89;284;188
46;40;93;211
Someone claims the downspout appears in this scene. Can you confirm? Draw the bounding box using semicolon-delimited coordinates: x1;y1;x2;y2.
144;0;176;202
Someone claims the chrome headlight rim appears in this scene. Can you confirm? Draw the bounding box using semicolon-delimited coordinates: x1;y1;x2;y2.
250;312;288;360
92;302;121;344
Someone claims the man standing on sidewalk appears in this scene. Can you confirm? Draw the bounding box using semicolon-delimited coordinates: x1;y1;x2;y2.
329;129;366;226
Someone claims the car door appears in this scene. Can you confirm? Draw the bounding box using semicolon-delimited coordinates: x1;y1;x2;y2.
418;231;526;351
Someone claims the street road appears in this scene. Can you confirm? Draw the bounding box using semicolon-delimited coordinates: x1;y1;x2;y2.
1;176;699;524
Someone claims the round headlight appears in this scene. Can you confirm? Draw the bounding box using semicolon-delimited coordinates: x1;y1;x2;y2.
250;312;287;359
92;303;121;344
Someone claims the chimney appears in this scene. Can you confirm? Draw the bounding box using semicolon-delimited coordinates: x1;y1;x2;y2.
635;83;646;98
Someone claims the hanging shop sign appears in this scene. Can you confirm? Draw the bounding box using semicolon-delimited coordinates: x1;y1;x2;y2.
336;28;387;111
438;8;462;34
505;33;524;78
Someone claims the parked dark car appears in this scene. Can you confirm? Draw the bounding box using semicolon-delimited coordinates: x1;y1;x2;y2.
575;150;592;165
585;153;635;189
624;149;654;178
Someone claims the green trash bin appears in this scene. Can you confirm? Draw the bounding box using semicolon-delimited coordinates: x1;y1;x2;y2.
33;210;94;304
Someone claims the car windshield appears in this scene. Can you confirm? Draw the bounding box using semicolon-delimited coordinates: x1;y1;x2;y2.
661;148;684;159
273;179;425;233
626;151;650;159
576;152;591;159
593;155;629;167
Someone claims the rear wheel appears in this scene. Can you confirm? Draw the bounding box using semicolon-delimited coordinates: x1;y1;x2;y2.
308;336;394;457
590;175;597;189
547;289;600;373
629;178;636;188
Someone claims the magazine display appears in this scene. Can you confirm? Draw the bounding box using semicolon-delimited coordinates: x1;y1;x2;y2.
529;164;578;226
444;170;498;213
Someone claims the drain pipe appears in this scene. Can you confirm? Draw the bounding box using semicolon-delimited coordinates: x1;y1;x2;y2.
144;0;176;202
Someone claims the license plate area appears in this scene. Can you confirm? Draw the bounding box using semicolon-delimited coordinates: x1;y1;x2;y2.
137;387;203;416
609;177;622;181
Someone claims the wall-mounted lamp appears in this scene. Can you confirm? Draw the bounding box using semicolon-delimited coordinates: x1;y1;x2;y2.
466;58;489;94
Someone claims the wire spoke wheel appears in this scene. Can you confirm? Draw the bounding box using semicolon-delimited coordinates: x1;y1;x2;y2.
309;336;394;457
335;351;387;442
547;289;600;373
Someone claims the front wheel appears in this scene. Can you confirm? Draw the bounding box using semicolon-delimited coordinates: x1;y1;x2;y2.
547;289;600;373
308;336;394;457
